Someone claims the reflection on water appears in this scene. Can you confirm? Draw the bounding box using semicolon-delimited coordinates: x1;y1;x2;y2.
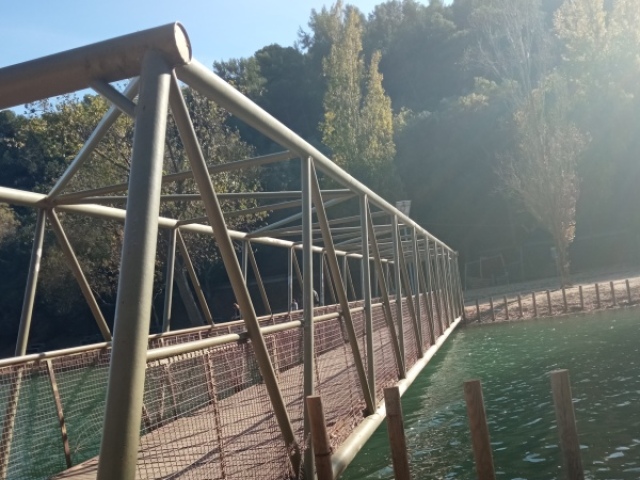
342;309;640;480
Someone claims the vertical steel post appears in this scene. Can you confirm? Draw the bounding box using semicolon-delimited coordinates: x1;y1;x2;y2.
97;50;171;480
301;156;315;480
241;240;249;285
288;247;293;311
367;207;405;379
167;73;300;471
416;241;435;346
427;240;447;334
395;225;423;357
412;229;422;346
392;215;405;362
360;195;375;404
319;253;325;306
0;209;46;480
15;209;46;355
162;228;177;332
341;254;348;292
309;164;375;414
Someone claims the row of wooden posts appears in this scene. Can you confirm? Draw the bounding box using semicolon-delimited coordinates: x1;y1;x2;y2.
307;369;584;479
471;279;635;323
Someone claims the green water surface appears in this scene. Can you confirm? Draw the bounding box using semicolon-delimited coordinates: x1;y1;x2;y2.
343;310;640;479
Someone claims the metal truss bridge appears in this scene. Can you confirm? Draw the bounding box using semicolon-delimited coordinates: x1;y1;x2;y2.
0;23;464;480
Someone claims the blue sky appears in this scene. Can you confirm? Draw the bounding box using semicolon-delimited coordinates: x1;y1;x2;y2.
1;0;434;69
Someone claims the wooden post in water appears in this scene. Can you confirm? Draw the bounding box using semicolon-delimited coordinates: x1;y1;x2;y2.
306;396;333;480
546;290;552;316
463;380;496;480
384;386;411;480
610;281;617;306
562;287;568;313
517;294;523;318
626;279;632;304
579;286;584;311
503;296;509;321
489;297;496;322
595;284;601;309
532;292;538;318
550;370;584;480
476;299;481;323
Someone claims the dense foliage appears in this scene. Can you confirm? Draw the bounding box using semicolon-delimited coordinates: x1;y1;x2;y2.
2;0;640;350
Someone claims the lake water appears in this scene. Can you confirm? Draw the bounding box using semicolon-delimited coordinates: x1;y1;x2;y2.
342;309;640;479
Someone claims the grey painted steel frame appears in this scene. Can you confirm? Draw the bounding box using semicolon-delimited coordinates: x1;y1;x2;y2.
97;49;172;480
301;156;315;480
168;73;301;472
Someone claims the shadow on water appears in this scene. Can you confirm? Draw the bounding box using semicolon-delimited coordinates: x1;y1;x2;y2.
343;309;640;480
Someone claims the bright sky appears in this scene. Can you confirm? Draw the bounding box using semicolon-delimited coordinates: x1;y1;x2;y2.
1;0;423;69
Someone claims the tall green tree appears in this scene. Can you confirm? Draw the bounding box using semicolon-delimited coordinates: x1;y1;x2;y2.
321;1;403;199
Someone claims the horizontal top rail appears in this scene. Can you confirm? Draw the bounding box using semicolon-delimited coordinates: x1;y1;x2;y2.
0;23;191;110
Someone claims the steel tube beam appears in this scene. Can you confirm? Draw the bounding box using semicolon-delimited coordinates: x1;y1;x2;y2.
412;228;422;347
168;73;300;471
47;210;112;341
0;190;369;258
246;243;272;315
54;151;296;204
177;60;454;252
287;247;293;311
396;225;423;358
59;190;351;205
292;249;304;295
360;195;375;404
96;50;171;480
176;231;214;325
162;228;178;332
310;163;375;414
0;23;190;110
247;196;353;238
90;80;137;117
301;156;315;480
0;210;46;480
416;240;435;346
392;216;404;363
47;78;140;199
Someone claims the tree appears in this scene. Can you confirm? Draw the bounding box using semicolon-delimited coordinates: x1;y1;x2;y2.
321;2;403;199
499;76;587;285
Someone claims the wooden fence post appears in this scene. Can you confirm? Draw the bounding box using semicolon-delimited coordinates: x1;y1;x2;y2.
503;296;509;321
610;281;617;306
562;287;568;314
463;380;496;480
306;395;334;480
579;286;584;311
384;386;411;480
546;290;552;316
517;294;523;318
626;279;632;304
550;370;585;480
532;292;538;318
489;297;496;322
476;299;481;323
595;284;601;309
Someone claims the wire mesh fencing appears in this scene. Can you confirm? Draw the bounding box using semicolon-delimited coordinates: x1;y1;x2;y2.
1;293;461;480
